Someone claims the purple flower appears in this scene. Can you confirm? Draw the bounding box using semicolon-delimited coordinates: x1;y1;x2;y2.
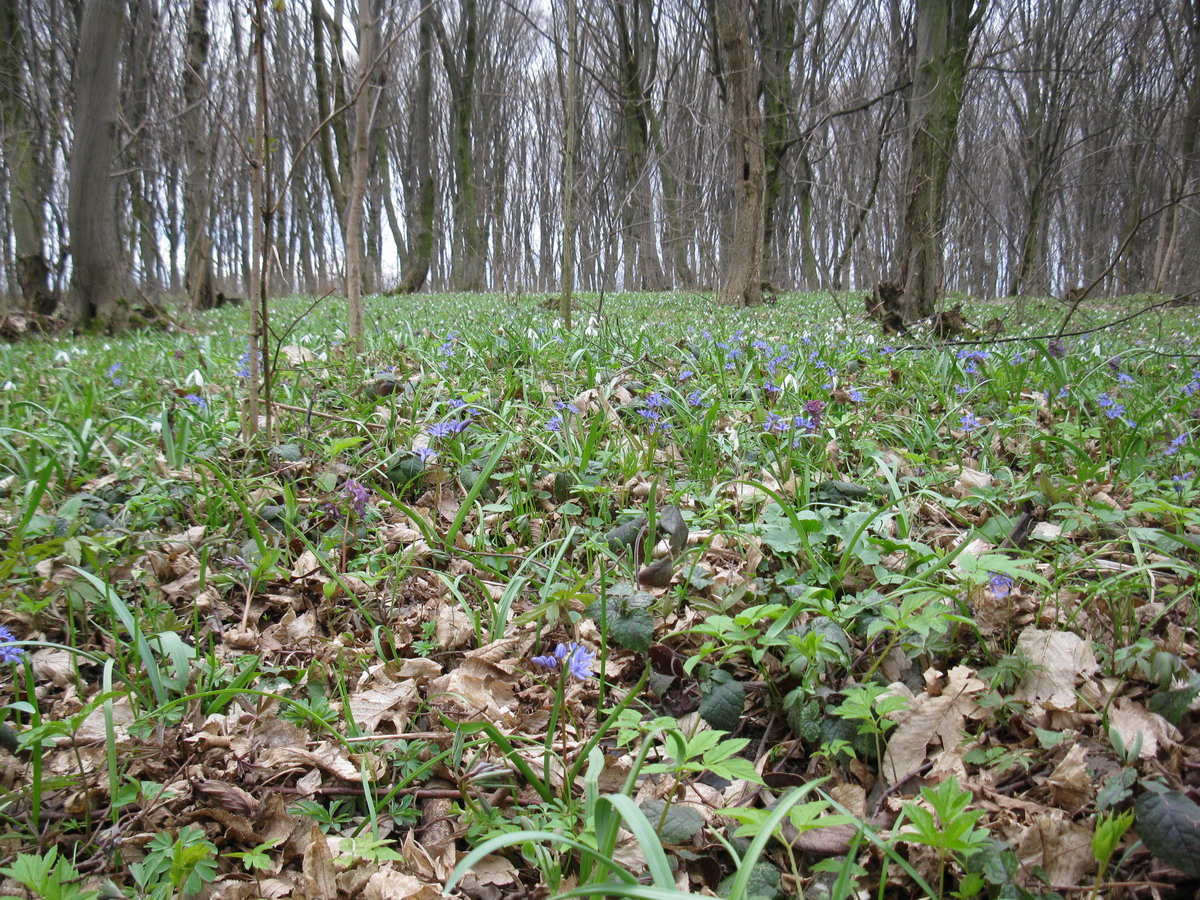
531;642;595;681
763;380;781;394
686;390;707;408
645;392;668;409
1117;373;1135;385
416;447;436;462
546;415;563;432
107;363;123;386
848;388;865;403
428;421;455;439
344;479;370;517
678;370;694;383
804;400;825;430
960;412;981;432
751;340;772;352
0;625;23;664
1047;339;1067;359
792;414;815;435
184;393;207;411
1174;472;1195;494
989;573;1015;598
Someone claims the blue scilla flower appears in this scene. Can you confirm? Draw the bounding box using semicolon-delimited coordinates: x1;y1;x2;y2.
531;642;595;681
0;625;23;664
989;573;1015;598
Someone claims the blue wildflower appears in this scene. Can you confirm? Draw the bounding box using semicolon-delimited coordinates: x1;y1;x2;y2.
531;642;595;681
989;573;1015;598
1165;433;1189;456
107;363;123;386
645;392;668;408
0;625;23;664
416;447;436;462
1173;472;1195;494
960;412;981;432
686;390;707;408
848;388;865;403
184;393;207;411
678;370;694;383
546;415;563;432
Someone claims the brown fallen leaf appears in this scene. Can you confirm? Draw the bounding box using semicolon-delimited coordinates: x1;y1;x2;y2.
1014;628;1098;711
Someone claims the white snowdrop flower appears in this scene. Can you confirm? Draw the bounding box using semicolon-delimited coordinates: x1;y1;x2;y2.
1093;343;1103;356
526;327;539;340
0;380;16;391
317;352;328;362
102;343;111;351
148;420;163;434
186;369;204;387
54;351;70;365
780;373;800;392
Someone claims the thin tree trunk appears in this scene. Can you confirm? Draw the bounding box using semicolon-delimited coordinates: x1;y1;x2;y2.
397;0;435;294
344;0;380;353
0;0;53;313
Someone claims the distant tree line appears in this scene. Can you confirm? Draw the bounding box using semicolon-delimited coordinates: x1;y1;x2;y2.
0;0;1196;328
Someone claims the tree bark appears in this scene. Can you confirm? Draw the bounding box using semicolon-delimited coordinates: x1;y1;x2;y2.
344;0;381;353
714;0;765;307
66;0;129;331
558;0;580;325
397;0;435;294
434;0;486;291
896;0;985;320
184;0;215;310
0;0;54;314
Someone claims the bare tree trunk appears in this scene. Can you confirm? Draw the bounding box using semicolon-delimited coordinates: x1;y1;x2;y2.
397;0;435;294
896;0;985;320
0;0;54;313
714;0;764;307
184;0;215;311
312;0;349;229
558;0;579;325
66;0;129;331
435;0;486;291
344;0;380;353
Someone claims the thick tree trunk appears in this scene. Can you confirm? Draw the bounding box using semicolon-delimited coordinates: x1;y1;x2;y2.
66;0;129;331
714;0;765;307
896;0;985;320
0;0;54;314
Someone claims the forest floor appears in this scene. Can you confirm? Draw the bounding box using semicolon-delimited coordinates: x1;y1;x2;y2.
0;290;1198;900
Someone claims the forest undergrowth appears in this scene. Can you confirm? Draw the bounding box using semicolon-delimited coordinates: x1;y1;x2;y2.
0;291;1198;900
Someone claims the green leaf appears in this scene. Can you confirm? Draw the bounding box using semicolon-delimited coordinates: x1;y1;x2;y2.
269;443;302;462
1148;681;1200;725
699;670;746;732
718;862;781;900
587;588;655;652
1096;768;1136;811
639;799;703;844
1134;789;1200;876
